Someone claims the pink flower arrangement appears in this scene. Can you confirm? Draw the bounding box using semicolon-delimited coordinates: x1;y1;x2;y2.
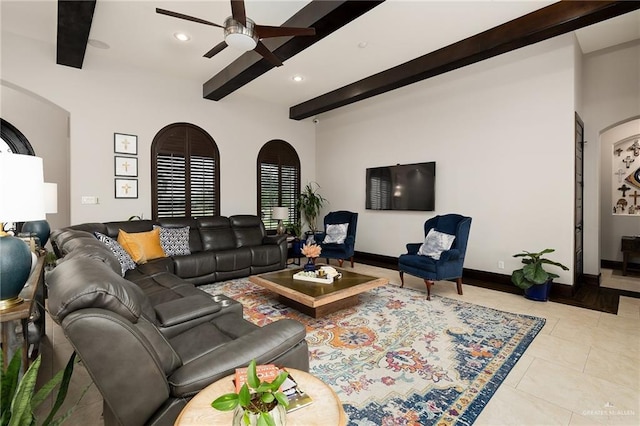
301;243;321;258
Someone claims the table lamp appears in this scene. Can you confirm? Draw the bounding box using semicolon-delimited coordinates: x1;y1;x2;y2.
22;182;58;248
0;154;45;310
272;207;289;235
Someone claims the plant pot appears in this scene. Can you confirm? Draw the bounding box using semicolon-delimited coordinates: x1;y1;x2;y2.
524;280;552;302
232;403;287;426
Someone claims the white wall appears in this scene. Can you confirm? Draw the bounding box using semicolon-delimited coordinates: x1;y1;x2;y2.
582;40;640;264
0;82;70;235
1;32;316;225
315;35;578;285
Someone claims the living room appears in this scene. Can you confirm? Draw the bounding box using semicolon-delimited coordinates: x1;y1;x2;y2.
1;1;639;425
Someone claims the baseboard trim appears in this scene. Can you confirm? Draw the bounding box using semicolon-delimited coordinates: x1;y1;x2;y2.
601;259;640;271
583;273;600;287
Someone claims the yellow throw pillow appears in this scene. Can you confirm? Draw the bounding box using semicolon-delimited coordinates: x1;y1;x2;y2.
117;228;166;264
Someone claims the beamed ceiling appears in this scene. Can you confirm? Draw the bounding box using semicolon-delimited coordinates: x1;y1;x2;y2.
51;0;640;120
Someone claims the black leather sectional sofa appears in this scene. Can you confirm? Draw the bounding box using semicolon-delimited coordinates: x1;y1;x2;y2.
47;215;309;426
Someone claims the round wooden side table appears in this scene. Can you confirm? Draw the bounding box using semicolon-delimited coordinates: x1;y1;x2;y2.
174;368;346;426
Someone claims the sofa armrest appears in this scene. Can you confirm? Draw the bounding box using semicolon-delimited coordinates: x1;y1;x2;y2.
154;296;221;328
168;319;306;397
406;243;422;255
263;234;286;245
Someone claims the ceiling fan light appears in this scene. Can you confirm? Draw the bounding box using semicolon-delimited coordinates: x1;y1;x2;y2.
224;16;258;51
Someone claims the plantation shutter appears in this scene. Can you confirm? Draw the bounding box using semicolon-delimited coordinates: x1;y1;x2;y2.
152;123;220;219
257;140;300;232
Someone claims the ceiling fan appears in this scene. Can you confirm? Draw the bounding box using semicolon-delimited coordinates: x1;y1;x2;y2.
156;0;316;67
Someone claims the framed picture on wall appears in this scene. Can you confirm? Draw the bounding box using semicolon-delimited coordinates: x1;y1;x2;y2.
114;156;138;177
114;133;137;155
115;178;138;199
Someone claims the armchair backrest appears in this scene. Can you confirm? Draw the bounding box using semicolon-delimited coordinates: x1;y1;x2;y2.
424;214;472;257
323;210;358;241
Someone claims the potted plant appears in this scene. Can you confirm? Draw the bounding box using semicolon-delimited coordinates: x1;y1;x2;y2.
511;248;569;301
1;348;78;425
295;182;327;240
211;360;289;426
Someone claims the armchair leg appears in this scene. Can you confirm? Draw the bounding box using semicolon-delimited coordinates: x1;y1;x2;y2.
399;271;405;288
456;278;463;295
337;259;344;267
350;257;354;268
424;280;433;301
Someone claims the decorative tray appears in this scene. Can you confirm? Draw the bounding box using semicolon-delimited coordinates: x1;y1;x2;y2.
293;271;334;284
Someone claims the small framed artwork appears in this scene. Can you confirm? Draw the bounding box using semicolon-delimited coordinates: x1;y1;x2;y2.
114;156;138;177
114;133;137;155
115;178;138;199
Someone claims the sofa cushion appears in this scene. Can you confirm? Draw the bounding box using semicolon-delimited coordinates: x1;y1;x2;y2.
59;244;122;276
154;225;191;256
104;220;154;239
230;215;265;247
215;248;251;272
172;251;217;279
198;217;236;251
118;228;166;264
95;232;137;276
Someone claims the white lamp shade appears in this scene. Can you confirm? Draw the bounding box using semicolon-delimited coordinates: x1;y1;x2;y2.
272;207;289;220
44;182;58;214
0;154;45;222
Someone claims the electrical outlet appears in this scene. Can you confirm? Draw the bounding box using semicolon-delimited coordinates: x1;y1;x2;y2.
498;260;505;269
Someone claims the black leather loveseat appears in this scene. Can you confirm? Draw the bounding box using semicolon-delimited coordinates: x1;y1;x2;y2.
46;215;309;425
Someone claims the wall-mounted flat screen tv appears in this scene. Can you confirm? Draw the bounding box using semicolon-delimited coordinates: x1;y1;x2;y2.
366;162;436;211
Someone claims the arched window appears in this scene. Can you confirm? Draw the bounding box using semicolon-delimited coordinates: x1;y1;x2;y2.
257;140;300;232
152;123;220;219
1;119;34;155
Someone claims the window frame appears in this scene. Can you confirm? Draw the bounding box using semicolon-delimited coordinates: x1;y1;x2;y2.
257;140;301;233
151;123;220;219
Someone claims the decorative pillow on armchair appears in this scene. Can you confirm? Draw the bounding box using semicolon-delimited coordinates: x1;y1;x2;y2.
322;223;349;244
418;229;455;260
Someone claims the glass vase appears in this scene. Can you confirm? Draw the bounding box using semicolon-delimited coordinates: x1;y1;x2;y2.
303;257;316;272
232;404;287;426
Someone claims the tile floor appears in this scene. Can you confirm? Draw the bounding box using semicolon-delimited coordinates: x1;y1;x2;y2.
33;264;640;425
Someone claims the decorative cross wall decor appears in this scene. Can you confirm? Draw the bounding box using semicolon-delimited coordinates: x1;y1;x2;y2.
612;136;640;215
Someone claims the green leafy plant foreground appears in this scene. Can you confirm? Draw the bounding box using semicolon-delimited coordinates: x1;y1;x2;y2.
1;349;77;426
511;248;569;290
211;360;289;426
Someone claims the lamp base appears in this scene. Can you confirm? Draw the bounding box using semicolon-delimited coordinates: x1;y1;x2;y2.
0;296;24;311
276;220;285;235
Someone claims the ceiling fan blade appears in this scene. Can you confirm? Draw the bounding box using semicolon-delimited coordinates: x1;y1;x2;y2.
230;0;247;26
156;8;223;28
204;41;228;58
255;25;316;39
254;41;283;67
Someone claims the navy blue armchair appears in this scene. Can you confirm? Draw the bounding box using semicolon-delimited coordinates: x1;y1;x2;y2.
398;214;472;300
317;211;358;267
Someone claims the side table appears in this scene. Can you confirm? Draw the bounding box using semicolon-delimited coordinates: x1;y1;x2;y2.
174;368;346;425
621;236;640;276
1;255;46;370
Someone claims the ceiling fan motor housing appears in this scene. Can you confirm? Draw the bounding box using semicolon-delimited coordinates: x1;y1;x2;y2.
224;16;258;51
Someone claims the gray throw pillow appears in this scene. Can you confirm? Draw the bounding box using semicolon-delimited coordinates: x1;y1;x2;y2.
94;231;137;276
418;229;455;260
322;223;349;244
153;225;191;256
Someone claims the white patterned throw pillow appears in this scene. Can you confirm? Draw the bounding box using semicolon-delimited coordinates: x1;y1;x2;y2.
154;225;191;256
418;229;456;260
322;223;349;244
94;231;137;276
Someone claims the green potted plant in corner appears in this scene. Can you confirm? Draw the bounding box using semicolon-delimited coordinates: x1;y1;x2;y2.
1;349;78;425
211;360;289;426
511;248;569;301
295;182;327;243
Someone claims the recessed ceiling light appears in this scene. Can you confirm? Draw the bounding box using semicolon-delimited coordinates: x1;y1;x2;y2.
292;75;304;82
88;39;110;49
358;41;368;48
174;32;191;42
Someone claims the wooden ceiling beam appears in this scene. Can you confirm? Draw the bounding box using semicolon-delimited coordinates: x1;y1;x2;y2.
203;0;384;101
290;1;640;120
56;0;96;69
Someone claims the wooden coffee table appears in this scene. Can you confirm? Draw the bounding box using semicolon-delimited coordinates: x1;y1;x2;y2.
174;368;346;425
249;267;388;318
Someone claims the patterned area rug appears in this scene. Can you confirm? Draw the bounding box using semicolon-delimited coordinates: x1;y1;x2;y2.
200;279;545;425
